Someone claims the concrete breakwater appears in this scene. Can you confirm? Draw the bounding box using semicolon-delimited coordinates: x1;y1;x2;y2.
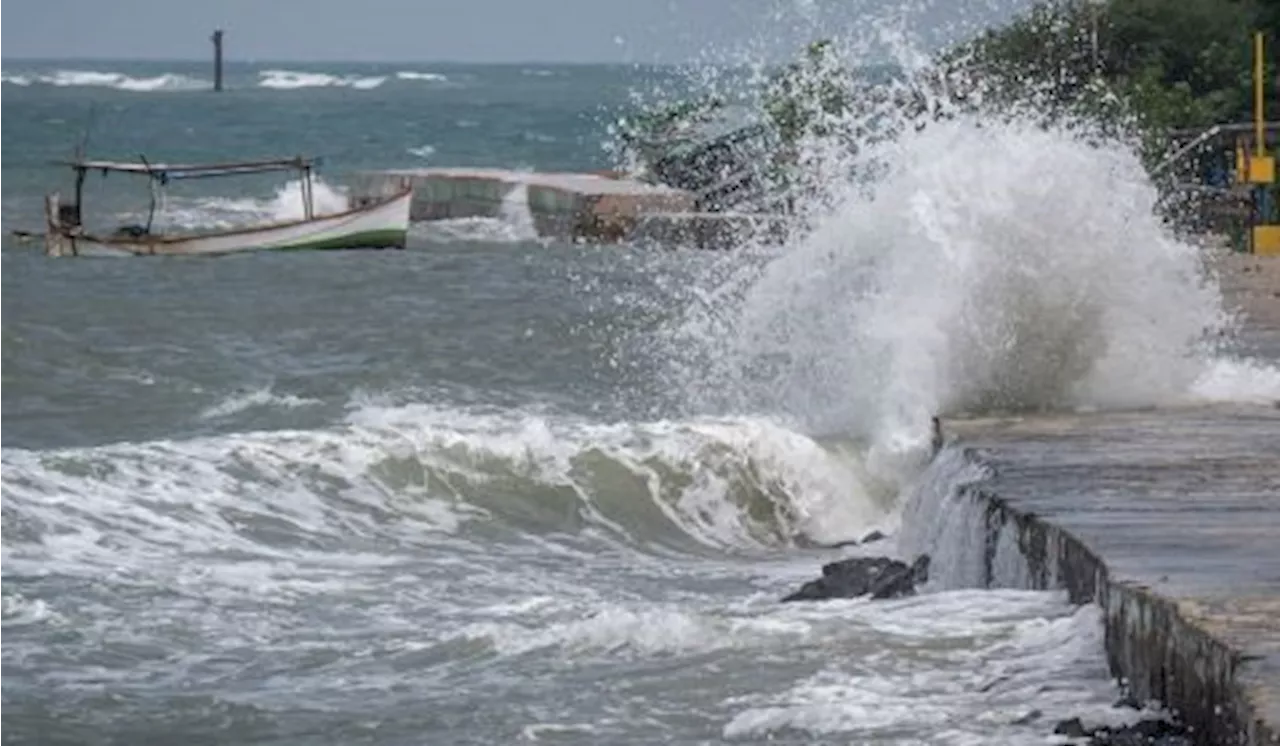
346;167;797;248
915;253;1280;745
936;407;1279;745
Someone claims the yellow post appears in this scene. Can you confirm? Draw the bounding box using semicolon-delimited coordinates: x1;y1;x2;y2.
1257;31;1266;154
1246;31;1275;184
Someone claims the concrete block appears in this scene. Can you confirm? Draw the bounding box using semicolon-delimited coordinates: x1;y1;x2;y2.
347;167;700;244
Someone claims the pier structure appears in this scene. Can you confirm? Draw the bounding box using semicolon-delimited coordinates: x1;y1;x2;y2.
937;253;1280;745
347;167;797;248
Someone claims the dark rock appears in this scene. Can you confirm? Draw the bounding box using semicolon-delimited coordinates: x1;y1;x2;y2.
859;529;887;545
1112;692;1141;710
1089;719;1191;746
869;554;930;600
1051;717;1190;746
781;554;930;602
1053;718;1088;738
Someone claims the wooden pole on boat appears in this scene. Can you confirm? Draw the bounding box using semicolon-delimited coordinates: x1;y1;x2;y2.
303;162;315;219
211;30;225;92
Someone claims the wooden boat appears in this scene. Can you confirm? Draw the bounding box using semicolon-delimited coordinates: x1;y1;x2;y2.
43;156;412;257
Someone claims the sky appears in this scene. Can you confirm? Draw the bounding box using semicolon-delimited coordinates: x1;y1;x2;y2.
1;0;1028;64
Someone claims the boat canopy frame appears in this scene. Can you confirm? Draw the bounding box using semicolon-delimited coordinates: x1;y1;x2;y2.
55;155;321;232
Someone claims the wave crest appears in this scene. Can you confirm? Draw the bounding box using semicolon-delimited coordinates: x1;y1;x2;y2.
0;407;893;584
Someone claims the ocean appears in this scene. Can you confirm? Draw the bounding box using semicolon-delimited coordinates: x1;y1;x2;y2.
3;59;1278;745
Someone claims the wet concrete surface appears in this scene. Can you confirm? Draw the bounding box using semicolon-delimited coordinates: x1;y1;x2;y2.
947;404;1279;743
941;249;1280;744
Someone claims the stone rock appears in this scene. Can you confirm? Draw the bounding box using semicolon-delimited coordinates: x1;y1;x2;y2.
1053;718;1088;738
781;554;930;603
1050;717;1191;746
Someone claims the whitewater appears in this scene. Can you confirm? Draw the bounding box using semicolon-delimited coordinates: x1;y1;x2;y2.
5;38;1280;746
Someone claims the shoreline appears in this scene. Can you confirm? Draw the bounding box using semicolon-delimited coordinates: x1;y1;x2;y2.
937;250;1280;745
936;412;1274;742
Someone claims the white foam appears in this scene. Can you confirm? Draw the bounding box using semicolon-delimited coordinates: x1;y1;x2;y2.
497;183;540;242
1186;356;1280;403
2;69;208;91
410;183;543;244
722;599;1121;742
258;69;386;90
458;603;810;657
646;42;1276;477
407;144;436;160
344;403;891;548
395;71;449;82
0;404;890;601
1;593;65;626
151;178;351;231
198;386;323;420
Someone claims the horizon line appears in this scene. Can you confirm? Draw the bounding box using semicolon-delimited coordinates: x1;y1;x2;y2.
1;55;901;69
1;55;734;67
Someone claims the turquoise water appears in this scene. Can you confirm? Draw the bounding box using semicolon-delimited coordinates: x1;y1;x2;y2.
1;60;691;231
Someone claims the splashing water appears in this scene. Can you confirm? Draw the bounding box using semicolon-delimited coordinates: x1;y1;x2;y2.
624;30;1275;482
6;7;1280;743
151;178;351;231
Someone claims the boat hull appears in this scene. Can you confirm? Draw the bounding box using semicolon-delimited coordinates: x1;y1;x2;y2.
45;189;412;257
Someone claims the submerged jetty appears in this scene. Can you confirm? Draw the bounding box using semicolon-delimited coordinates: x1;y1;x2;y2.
347;167;796;249
936;254;1280;745
346;94;799;248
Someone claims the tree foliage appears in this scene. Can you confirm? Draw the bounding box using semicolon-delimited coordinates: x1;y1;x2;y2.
951;0;1277;134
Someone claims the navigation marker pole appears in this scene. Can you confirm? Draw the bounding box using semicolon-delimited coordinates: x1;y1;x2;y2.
212;30;225;92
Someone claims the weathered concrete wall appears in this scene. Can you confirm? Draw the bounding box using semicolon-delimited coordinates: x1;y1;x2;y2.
938;407;1280;746
346;168;802;248
969;483;1273;745
347;168;700;243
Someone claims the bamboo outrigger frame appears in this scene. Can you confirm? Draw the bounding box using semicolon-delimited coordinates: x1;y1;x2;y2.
57;155;321;229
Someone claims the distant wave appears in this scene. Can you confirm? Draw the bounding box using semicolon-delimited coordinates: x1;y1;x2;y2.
395;71;448;82
1;69;208;92
257;69;451;90
1;68;452;92
258;69;387;90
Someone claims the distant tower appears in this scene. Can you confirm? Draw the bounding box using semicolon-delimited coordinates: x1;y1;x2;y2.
211;29;225;92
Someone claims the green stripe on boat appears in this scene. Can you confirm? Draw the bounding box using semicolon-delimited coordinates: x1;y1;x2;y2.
276;229;408;251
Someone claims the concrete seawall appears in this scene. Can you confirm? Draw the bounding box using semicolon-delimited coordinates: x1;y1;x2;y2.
941;407;1279;745
347;168;798;248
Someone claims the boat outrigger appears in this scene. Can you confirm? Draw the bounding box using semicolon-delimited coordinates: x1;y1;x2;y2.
43;156;412;257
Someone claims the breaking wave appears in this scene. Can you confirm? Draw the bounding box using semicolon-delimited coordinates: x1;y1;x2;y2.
257;69;387;91
639;62;1279;469
1;69;208;92
395;71;449;82
0;405;893;578
1;68;451;92
412;182;543;244
141;178;351;231
257;69;451;90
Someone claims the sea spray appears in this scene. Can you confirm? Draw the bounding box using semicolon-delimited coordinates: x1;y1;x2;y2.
616;28;1262;495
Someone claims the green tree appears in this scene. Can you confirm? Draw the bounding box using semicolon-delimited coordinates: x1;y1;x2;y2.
948;0;1270;132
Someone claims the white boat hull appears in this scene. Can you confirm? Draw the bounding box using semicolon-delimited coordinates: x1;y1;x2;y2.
44;189;412;257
